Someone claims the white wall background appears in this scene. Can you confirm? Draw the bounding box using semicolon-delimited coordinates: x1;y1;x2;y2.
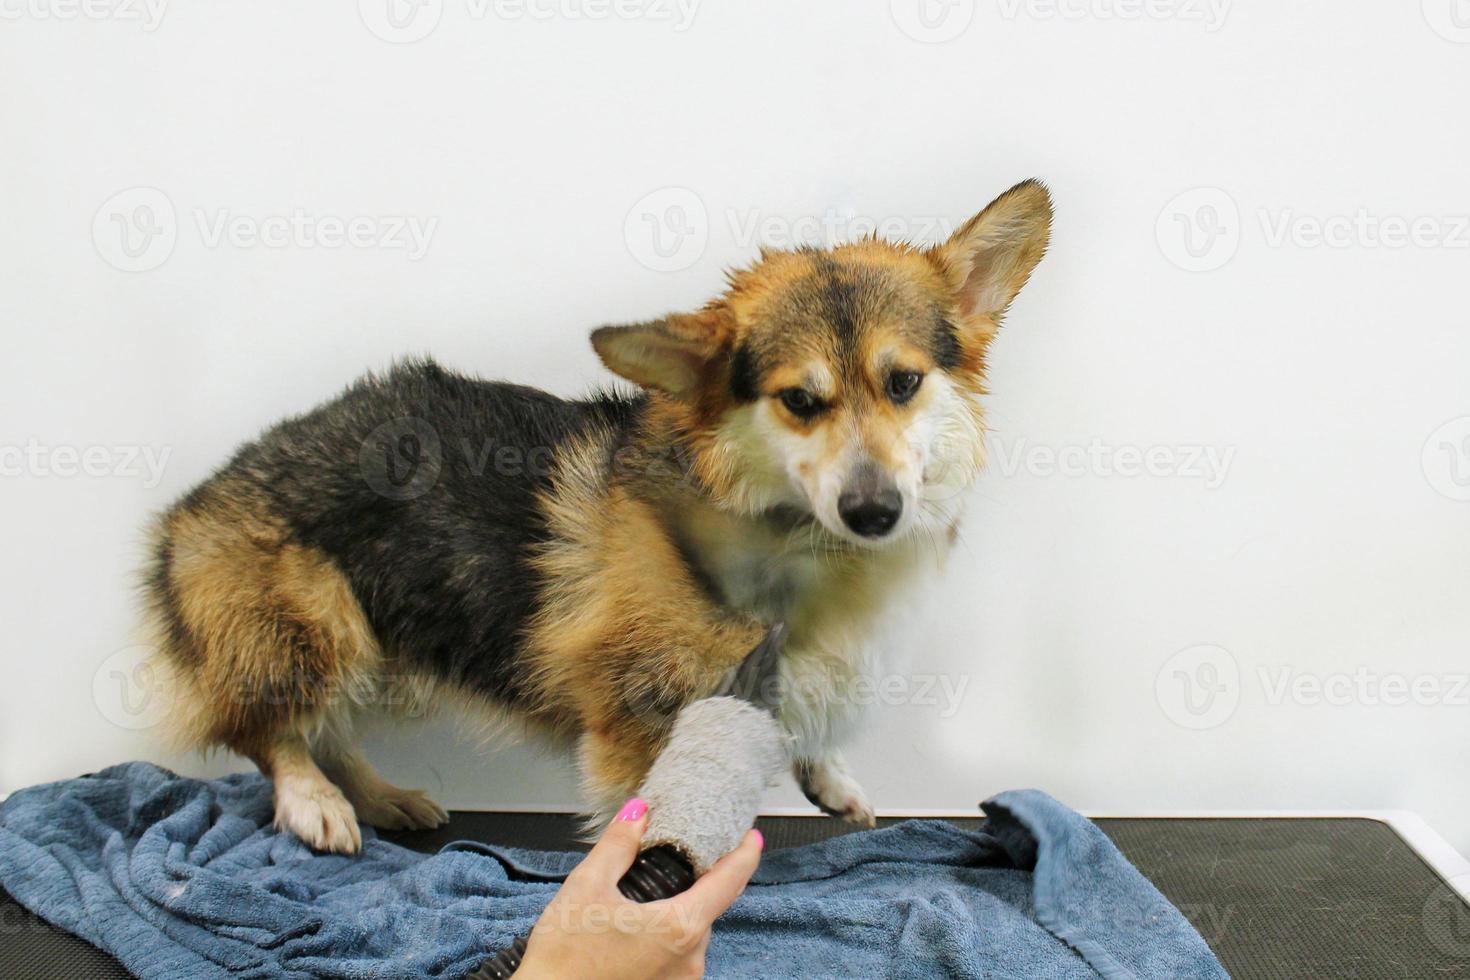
3;1;1469;853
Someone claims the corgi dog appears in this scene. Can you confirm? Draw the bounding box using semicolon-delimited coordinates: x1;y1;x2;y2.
141;179;1052;853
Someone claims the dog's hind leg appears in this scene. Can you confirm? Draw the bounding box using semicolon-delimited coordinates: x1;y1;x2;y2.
250;734;363;854
313;739;449;831
146;487;390;853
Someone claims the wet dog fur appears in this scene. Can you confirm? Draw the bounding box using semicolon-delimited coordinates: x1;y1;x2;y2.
141;179;1052;852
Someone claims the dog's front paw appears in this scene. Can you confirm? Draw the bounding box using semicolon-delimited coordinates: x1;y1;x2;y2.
795;757;877;828
832;788;877;827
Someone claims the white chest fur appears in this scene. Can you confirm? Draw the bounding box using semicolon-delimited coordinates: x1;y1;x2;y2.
676;507;943;757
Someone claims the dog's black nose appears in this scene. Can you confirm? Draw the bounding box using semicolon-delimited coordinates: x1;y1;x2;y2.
837;489;902;538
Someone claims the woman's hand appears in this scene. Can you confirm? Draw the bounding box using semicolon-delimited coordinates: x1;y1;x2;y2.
514;798;763;979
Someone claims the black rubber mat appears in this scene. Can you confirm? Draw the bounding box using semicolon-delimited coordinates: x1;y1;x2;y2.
0;892;133;980
3;813;1466;978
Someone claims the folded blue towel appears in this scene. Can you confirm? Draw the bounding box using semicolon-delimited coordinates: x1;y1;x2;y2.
0;763;1226;979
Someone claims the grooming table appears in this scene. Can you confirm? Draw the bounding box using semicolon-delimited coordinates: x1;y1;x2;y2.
2;813;1465;979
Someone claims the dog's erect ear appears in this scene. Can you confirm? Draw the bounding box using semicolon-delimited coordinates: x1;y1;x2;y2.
591;309;729;398
930;179;1052;328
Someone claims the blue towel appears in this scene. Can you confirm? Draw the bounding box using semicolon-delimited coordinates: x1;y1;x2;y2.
0;763;1226;979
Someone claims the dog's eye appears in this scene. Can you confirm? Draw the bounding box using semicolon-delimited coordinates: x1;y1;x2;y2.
778;388;823;418
886;370;923;403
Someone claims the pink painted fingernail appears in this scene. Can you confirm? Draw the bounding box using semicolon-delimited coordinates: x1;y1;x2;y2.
616;798;648;822
752;829;764;849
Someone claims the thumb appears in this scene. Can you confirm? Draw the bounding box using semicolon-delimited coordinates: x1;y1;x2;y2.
574;797;649;885
671;829;763;928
